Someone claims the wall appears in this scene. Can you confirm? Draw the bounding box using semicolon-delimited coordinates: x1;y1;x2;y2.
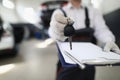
92;0;120;14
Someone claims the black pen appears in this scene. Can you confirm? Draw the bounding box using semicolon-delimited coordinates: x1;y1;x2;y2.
68;36;72;50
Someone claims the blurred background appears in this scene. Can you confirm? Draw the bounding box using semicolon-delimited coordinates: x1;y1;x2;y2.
0;0;120;80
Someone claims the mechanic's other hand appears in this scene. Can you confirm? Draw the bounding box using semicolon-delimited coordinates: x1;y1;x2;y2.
103;41;120;54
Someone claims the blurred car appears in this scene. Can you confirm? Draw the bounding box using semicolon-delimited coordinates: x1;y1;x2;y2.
11;23;28;44
38;0;68;38
0;23;17;56
11;23;39;41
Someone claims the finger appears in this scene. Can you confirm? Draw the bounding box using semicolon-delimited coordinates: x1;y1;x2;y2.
112;47;120;54
66;17;74;24
112;43;120;54
114;49;120;54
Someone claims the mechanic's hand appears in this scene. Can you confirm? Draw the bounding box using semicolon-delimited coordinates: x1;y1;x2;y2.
55;13;74;25
55;13;75;37
53;13;73;32
103;41;120;54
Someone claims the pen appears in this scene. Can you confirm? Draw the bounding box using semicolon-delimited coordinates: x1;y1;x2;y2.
68;37;72;50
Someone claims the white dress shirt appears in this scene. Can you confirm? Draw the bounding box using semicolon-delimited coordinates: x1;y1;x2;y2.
49;3;115;44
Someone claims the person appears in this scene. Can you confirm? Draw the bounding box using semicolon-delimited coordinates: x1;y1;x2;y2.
48;0;120;80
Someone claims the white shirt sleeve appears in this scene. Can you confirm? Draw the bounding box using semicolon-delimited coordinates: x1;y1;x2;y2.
48;9;68;41
92;8;115;44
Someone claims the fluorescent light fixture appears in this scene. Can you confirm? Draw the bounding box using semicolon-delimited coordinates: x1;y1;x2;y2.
2;0;15;9
91;0;103;9
0;64;15;74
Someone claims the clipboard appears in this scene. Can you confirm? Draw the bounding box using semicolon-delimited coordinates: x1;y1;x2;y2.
57;44;78;68
57;42;120;68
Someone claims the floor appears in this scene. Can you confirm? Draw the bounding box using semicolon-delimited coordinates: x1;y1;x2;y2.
0;39;120;80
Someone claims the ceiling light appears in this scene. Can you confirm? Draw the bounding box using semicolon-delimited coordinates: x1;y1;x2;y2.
2;0;15;9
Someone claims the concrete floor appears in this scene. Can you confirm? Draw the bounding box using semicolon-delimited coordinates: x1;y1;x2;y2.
0;39;120;80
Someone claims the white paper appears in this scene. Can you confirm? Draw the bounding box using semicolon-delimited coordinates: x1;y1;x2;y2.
57;42;120;65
